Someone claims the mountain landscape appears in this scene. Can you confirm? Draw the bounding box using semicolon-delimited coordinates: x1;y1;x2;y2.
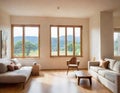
14;35;80;47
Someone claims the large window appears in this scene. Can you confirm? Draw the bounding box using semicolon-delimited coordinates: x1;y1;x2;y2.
114;29;120;56
11;25;40;58
50;25;82;57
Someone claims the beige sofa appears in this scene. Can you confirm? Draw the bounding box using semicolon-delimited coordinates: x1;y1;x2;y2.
0;58;35;88
88;58;120;93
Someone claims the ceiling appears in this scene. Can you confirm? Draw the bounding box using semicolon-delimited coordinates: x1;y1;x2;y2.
0;0;120;18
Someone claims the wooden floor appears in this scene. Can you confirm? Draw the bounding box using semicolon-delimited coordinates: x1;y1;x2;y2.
0;70;112;93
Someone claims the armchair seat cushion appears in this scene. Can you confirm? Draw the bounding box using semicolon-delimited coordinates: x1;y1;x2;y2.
68;64;78;67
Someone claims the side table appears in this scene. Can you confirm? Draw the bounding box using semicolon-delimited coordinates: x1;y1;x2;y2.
32;64;40;76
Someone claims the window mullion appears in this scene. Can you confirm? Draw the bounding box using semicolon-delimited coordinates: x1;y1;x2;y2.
58;27;59;56
73;27;75;56
65;27;67;56
81;26;82;57
23;26;25;58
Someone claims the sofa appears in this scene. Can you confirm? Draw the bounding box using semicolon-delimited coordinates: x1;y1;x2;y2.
0;58;36;88
88;58;120;93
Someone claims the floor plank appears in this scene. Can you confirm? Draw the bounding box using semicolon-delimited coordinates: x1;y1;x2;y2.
0;70;112;93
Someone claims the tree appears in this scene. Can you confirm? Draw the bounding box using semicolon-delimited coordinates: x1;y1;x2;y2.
67;42;73;51
14;41;37;56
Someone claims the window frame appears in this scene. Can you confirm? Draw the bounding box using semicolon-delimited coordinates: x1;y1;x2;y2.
11;24;40;58
50;25;82;57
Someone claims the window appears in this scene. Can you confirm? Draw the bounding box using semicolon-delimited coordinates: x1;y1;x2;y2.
114;28;120;56
11;25;40;58
50;25;82;57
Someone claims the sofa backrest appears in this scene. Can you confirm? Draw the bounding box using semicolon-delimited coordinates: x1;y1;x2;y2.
112;61;120;73
104;58;120;73
12;58;38;66
0;58;11;73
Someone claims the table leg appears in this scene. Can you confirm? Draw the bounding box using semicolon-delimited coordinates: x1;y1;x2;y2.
89;78;92;85
78;77;80;85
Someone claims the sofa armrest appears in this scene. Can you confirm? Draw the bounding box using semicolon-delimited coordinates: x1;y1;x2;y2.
88;61;100;70
115;74;120;93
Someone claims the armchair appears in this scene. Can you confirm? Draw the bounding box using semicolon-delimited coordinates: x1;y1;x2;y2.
66;57;80;74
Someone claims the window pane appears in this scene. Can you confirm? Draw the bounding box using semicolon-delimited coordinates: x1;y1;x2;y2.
59;27;65;55
13;27;23;57
114;32;120;56
24;27;39;57
51;27;58;56
67;27;73;55
75;27;81;56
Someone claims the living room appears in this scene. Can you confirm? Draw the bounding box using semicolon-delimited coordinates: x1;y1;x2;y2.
0;0;120;93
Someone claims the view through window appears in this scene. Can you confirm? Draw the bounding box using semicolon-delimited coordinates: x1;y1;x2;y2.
50;25;82;57
114;29;120;56
11;25;40;58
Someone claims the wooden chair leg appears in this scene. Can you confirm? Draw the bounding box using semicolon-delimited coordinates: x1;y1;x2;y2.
77;67;79;70
67;67;69;75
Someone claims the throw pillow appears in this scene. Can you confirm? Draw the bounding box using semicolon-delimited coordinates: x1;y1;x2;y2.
7;64;15;71
0;63;8;73
99;61;109;69
7;62;15;71
14;65;19;70
11;58;19;64
14;63;22;70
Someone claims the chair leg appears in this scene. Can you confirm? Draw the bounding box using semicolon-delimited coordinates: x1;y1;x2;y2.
67;67;69;75
77;67;79;71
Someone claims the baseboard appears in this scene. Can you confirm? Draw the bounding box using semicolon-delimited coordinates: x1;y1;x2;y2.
40;68;87;71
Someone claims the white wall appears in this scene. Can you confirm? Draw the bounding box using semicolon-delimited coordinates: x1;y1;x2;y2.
0;9;10;58
10;16;89;69
89;13;101;61
89;11;113;61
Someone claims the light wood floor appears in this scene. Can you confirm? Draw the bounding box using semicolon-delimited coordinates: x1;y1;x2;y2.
0;70;112;93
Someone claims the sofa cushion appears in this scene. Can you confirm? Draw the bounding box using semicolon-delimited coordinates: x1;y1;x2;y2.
98;69;108;77
90;66;105;73
0;66;32;83
104;71;119;83
104;58;116;70
112;61;120;73
0;63;8;73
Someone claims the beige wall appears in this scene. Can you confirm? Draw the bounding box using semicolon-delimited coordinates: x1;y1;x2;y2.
100;11;113;59
113;16;120;28
11;16;89;69
0;9;10;58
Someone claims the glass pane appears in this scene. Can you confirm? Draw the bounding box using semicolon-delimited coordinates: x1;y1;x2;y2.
75;27;81;56
59;27;65;55
24;27;39;57
13;27;23;57
114;32;120;56
67;27;73;55
51;27;58;56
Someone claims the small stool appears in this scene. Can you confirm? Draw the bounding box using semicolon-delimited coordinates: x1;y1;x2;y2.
32;64;40;76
